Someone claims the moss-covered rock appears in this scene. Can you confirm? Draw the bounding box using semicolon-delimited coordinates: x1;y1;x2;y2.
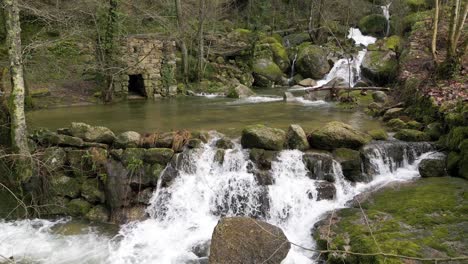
69;122;116;144
81;178;105;203
387;118;407;130
358;14;388;37
249;148;278;170
419;157;447;178
368;129;388;140
406;120;423;130
424;122;444;140
459;139;468;179
209;217;290;264
226;84;255;99
394;129;431;142
443;126;468;150
216;137;234;149
286;124;310;150
333;148;367;182
42;147;67;172
50;174;81;198
252;58;284;87
383;108;405;121
296;44;330;79
241;125;286;151
314;177;468;263
187;138;203;149
361;50;398;86
372;91;387;103
114;131;141;149
308;121;372;150
446;151;461;176
67;198;92;216
143;148;174;165
85;205;110;222
255;37;290;72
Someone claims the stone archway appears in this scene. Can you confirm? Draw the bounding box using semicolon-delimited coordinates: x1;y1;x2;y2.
128;74;147;97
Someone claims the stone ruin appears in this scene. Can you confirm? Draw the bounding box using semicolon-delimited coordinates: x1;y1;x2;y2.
114;35;177;99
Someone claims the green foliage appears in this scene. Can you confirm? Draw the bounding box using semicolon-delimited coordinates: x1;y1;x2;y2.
358;14;388;37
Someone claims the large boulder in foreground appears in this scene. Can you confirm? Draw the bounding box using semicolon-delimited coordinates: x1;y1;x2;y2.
308;122;372;150
296;44;330;79
70;122;115;144
361;50;398;86
252;58;284;87
209;217;290;264
226;84;255;99
241;125;286;151
419;155;447;178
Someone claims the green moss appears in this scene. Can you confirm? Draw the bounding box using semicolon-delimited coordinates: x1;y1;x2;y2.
387;118;407;130
384;35;402;51
320;178;468;263
358;14;388;37
368;129;388;140
406;120;423;130
395;129;430;142
444;126;468;150
445;112;466;128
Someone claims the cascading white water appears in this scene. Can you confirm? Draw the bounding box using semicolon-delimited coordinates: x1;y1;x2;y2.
289;28;376;92
382;2;392;37
0;138;437;264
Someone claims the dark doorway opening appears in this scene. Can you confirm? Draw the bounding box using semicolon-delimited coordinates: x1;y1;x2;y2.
128;74;147;97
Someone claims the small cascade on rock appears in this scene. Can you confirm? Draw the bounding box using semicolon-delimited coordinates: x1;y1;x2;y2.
290;28;376;92
382;2;392;37
289;53;298;84
0;138;438;264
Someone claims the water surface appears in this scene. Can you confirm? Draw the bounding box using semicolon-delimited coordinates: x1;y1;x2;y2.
28;95;381;136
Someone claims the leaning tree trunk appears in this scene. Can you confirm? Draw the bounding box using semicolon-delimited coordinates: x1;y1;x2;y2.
5;0;32;182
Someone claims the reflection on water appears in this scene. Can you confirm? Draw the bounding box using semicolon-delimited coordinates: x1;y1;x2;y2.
28;96;381;136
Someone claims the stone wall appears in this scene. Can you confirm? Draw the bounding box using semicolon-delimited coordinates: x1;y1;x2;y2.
114;35;177;98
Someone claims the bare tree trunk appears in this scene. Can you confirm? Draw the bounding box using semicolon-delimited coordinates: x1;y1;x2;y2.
197;0;206;82
5;0;32;182
175;0;189;84
445;0;467;73
103;0;119;103
432;0;440;62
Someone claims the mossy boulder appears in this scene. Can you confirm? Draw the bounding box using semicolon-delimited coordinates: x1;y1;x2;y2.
358;14;388;37
255;37;290;72
443;126;468;150
286;124;310;150
361;50;398;86
70;122;116;144
81;178;105;203
395;129;431;142
209;217;290;264
446;151;461;176
67;198;92;216
241;125;286;151
314;177;468;263
226;84;255;99
249;148;278;170
383;108;405;121
252;58;284;87
50;174;81;198
296;44;330;79
372;91;387;103
387;118;407;130
308;121;372;150
187;138;203;149
85;205;110;222
143;148;174;165
42;147;67;172
368;129;388;140
283;33;310;47
114;131;141;148
424;122;444;140
419;157;447;178
216;137;235;149
406;120;423;130
333;148;367;182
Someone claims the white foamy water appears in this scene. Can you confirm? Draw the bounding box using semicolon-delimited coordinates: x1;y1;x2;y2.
290;27;376;92
0;139;434;264
227;96;283;105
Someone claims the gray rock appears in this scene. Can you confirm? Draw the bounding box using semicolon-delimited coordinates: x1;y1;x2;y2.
70;122;116;144
308;121;372;150
298;78;317;87
115;131;141;148
209;217;290;264
283;92;296;102
241;125;286;151
419;156;447;178
286;124;310;150
372;91;388;103
315;181;336;201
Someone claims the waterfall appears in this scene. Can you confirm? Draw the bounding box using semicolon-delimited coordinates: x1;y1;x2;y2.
382;2;392;37
289;28;376;92
290;53;298;80
0;138;436;264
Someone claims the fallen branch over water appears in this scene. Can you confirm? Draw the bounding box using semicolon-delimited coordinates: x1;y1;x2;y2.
304;86;391;92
